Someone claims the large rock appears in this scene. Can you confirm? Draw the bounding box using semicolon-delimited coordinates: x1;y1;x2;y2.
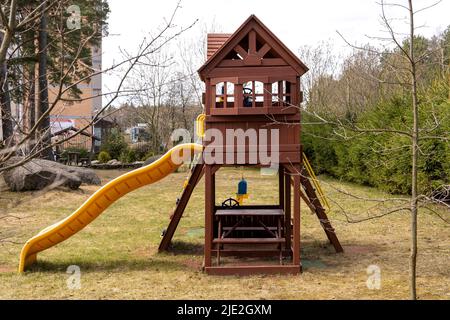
51;162;101;185
107;159;122;165
2;157;100;191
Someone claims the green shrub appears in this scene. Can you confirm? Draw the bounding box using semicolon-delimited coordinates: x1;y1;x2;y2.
118;149;137;163
101;129;128;159
131;142;153;160
302;87;450;195
118;152;126;163
98;151;111;163
127;149;137;163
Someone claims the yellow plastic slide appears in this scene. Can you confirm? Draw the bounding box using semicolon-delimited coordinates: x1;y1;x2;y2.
18;143;203;272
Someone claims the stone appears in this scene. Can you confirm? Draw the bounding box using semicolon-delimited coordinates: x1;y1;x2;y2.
1;157;101;191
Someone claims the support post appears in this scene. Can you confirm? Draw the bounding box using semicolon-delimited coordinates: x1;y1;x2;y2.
158;164;205;251
279;165;284;210
300;170;343;253
204;165;213;268
292;167;301;267
284;168;291;251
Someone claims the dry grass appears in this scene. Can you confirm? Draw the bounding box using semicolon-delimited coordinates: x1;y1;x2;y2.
0;167;449;299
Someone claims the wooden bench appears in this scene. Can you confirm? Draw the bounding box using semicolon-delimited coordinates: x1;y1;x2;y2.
214;208;285;265
213;238;285;244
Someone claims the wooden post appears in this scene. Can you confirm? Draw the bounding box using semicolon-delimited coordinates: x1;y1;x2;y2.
284;168;291;252
204;165;214;268
211;84;216;109
205;79;211;115
287;81;292;105
263;83;271;107
235;83;243;110
252;81;256;108
278;81;283;107
249;30;256;54
223;82;227;109
292;167;301;267
300;171;343;253
279;165;284;210
158;164;205;251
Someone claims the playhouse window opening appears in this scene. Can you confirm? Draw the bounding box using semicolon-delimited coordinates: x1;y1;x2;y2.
271;80;292;106
215;82;235;108
213;80;294;110
242;81;264;108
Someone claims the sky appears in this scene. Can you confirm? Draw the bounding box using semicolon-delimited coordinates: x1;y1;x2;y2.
102;0;450;102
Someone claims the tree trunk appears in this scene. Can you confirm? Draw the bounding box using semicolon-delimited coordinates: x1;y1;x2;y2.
37;1;52;160
408;0;419;301
25;66;36;153
0;32;13;143
89;123;96;165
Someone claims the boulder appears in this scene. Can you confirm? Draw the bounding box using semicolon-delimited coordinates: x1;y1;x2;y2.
2;157;101;192
51;162;101;185
107;159;122;165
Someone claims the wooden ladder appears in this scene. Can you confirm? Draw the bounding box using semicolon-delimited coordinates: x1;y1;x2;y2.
297;167;344;253
158;163;205;251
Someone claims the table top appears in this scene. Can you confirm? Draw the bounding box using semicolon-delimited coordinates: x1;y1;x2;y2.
215;208;284;216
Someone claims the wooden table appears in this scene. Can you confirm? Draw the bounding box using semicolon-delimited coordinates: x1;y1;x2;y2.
214;208;284;265
66;152;80;166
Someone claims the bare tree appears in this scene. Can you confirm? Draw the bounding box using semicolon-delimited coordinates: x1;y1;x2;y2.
297;0;448;300
0;1;198;246
0;1;197;172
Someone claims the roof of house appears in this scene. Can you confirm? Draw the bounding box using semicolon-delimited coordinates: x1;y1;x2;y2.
206;33;232;59
51;126;100;140
198;14;308;80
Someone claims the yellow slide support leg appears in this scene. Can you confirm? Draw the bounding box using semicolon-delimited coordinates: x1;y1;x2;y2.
18;143;203;273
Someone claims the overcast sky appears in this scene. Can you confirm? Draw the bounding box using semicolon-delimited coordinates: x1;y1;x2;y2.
102;0;450;100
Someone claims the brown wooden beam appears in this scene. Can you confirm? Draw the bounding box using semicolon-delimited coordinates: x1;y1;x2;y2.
205;265;300;276
204;165;215;268
257;43;271;58
284;168;291;251
292;168;301;266
249;30;257;54
234;45;248;59
279;166;284;210
218;58;287;67
158;164;204;251
299;189;316;213
300;169;344;253
290;178;316;213
208;66;297;78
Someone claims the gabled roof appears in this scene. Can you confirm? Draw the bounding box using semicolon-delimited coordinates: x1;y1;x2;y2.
198;15;308;80
207;33;232;59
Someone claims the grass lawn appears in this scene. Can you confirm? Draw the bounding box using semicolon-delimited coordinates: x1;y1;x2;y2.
0;167;449;299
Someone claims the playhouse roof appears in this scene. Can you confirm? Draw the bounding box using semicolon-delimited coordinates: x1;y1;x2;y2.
198;15;308;80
